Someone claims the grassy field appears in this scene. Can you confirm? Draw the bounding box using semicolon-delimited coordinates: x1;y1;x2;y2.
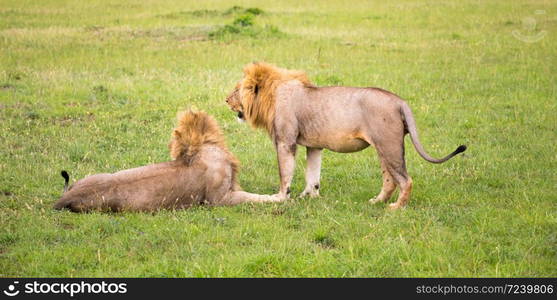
1;0;556;277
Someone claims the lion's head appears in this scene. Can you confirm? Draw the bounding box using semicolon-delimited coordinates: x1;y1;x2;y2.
169;110;234;161
225;82;245;122
225;62;313;134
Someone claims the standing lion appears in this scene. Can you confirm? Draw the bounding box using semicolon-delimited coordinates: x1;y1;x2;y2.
54;110;279;212
225;62;466;209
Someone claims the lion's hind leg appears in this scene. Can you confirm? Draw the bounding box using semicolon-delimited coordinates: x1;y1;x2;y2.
384;152;413;210
369;159;397;204
300;147;322;198
388;174;412;210
54;197;95;213
372;137;413;210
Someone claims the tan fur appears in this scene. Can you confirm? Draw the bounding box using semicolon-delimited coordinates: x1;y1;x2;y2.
54;110;277;213
226;62;466;209
239;62;313;134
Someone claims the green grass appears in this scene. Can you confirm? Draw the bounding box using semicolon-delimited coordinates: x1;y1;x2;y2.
1;0;556;277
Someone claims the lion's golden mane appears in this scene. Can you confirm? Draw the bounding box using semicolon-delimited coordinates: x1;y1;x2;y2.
169;110;240;188
239;62;313;133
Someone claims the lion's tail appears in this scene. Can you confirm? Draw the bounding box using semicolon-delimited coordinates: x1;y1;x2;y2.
400;102;467;164
61;170;69;193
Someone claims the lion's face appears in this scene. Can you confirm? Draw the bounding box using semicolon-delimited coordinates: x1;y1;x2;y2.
225;83;245;122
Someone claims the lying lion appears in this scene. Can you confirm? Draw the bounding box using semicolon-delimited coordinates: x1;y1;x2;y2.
54;110;279;212
225;62;466;209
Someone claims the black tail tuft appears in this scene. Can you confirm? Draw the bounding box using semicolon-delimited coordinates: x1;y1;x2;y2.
455;145;467;154
61;170;69;192
61;170;69;182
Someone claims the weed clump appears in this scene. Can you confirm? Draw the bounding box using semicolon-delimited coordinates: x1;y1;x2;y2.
209;7;283;40
223;6;264;16
161;6;264;19
313;232;337;249
244;7;264;16
233;14;255;27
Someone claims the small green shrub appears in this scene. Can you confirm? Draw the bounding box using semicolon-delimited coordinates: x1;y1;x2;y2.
233;14;254;27
208;11;283;40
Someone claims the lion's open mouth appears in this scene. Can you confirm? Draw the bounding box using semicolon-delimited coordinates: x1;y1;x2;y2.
237;111;244;119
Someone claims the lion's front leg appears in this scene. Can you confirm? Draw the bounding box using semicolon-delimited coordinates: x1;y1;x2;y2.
224;191;282;205
275;141;297;200
300;147;322;198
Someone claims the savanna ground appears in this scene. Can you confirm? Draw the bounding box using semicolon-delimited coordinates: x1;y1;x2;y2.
1;0;556;277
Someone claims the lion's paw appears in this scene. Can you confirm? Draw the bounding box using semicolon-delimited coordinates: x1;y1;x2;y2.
299;190;319;198
268;195;284;202
271;193;290;201
388;202;405;210
370;193;392;204
369;196;384;204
